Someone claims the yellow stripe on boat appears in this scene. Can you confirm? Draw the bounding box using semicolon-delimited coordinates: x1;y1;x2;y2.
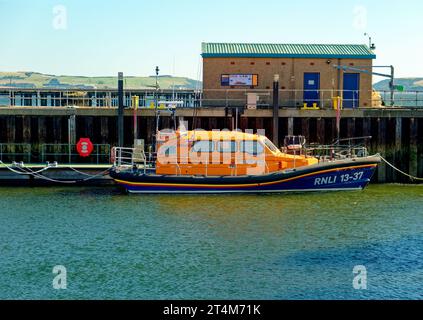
115;164;377;188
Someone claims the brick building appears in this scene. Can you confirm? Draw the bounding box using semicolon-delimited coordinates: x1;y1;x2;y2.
202;43;376;109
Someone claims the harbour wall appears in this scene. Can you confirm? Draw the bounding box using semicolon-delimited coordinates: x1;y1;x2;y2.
0;107;422;183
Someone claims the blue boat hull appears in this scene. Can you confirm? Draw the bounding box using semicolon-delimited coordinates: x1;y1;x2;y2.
111;157;380;194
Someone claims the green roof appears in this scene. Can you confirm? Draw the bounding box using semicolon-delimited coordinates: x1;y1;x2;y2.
202;43;376;59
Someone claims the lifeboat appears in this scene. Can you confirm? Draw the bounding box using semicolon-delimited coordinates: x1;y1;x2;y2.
109;131;381;194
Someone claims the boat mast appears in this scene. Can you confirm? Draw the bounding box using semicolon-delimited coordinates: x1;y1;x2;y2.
154;66;160;152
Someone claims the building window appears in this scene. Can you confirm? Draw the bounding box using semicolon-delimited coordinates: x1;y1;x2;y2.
266;62;271;65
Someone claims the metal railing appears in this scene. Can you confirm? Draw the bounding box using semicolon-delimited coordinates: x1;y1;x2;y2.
201;88;419;108
112;147;271;177
112;147;156;174
377;90;423;108
203;88;343;108
0;144;31;163
304;136;372;162
1;88;423;109
305;145;369;162
0;88;200;109
41;144;111;164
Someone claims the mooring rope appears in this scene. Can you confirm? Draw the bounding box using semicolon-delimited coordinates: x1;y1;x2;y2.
378;155;423;182
18;166;80;184
0;161;112;184
0;161;50;176
20;165;111;184
68;166;112;178
69;167;112;181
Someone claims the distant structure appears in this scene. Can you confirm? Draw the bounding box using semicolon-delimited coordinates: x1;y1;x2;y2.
202;42;376;108
0;83;36;89
43;78;95;90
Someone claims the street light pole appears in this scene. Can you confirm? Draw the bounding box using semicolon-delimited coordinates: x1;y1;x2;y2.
118;72;124;147
155;66;159;96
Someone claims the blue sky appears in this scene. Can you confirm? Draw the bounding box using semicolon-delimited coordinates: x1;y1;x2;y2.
0;0;422;80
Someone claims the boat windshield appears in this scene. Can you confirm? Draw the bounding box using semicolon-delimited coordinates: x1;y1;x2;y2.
263;138;279;153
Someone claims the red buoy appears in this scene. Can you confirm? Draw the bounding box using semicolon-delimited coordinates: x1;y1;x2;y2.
76;138;94;158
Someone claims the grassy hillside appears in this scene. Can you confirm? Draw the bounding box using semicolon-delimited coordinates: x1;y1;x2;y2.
374;78;423;91
0;71;201;90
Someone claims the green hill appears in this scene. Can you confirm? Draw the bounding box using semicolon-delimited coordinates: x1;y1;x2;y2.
0;71;202;90
374;78;423;91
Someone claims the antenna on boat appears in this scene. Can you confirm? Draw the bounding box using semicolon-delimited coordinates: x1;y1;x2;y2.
172;56;177;130
335;96;342;144
153;66;160;152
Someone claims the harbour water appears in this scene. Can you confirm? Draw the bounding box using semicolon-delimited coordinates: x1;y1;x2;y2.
0;185;422;300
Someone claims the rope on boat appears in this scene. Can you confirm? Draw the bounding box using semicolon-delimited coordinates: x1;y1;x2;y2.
0;161;51;176
378;155;423;182
68;166;112;179
18;166;80;184
0;161;112;184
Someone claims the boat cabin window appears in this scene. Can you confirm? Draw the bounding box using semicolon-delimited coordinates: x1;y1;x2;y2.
240;141;264;156
264;138;279;153
217;141;237;153
192;141;214;153
158;145;177;157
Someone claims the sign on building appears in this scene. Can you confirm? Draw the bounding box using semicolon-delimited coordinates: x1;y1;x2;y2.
221;74;258;87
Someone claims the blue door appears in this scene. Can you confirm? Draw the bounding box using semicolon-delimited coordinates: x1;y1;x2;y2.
343;73;360;109
303;73;320;107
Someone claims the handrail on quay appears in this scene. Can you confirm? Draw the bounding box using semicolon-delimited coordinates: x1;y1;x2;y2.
0;143;111;165
41;144;111;164
0;88;423;108
0;144;31;163
0;88;201;109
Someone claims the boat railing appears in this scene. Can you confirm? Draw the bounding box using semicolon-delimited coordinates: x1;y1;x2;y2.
112;147;156;174
305;145;369;162
282;135;372;163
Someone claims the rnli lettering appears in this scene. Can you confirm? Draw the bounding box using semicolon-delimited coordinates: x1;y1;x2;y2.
314;176;337;186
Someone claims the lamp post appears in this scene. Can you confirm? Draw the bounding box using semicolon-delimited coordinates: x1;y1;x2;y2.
118;72;124;147
273;74;280;147
155;66;159;109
